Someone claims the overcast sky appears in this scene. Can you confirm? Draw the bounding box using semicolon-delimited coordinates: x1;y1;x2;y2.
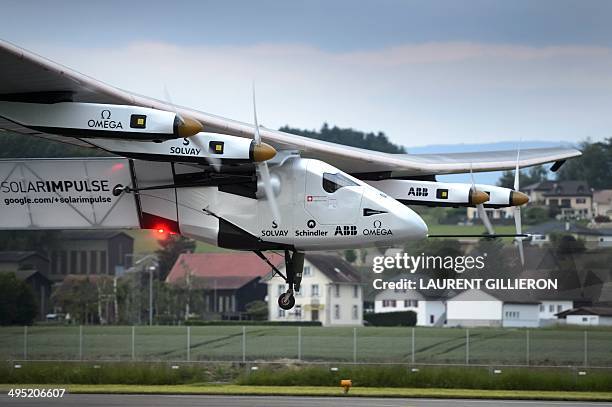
1;0;611;148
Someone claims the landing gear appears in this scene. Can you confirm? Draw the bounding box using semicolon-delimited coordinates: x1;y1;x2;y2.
254;249;304;310
278;292;295;310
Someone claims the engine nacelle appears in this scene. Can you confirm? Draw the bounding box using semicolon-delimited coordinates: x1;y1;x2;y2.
367;179;528;208
0;101;202;141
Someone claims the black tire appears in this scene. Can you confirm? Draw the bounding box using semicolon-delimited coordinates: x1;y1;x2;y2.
278;293;296;310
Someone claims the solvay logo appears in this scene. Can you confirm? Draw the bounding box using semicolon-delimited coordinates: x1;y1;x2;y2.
88;109;123;129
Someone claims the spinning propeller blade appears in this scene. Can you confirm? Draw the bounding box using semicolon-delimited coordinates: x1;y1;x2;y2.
470;163;495;235
252;84;281;222
513;142;525;266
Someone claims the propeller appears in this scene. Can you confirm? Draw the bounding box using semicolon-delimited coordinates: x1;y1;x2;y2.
470;163;495;235
513;142;525;266
162;86;203;138
163;86;221;171
252;85;281;223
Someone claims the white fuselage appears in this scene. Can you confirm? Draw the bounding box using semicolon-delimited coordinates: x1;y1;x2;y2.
169;157;429;250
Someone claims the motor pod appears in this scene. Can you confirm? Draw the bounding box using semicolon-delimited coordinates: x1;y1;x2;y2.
0;101;202;141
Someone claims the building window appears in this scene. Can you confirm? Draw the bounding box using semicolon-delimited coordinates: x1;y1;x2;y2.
382;300;397;308
582;317;588;322
70;251;78;274
576;198;586;204
80;251;88;274
59;251;67;274
100;251;107;274
90;251;98;274
335;284;340;298
303;266;311;277
557;305;563;313
539;304;544;312
430;315;434;324
311;284;320;297
353;285;359;298
278;308;285;318
334;304;340;319
352;305;359;320
504;311;520;319
549;305;554;313
295;305;302;319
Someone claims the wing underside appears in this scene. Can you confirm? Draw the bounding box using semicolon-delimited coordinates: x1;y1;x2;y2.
0;39;581;176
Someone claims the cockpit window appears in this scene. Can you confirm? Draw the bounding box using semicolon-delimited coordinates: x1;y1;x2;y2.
323;172;359;193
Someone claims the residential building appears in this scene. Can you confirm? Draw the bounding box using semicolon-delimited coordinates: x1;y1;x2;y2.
373;274;449;326
166;252;283;320
542;181;592;219
266;253;363;326
593;190;612;218
556;307;612;326
446;289;540;328
527;221;612;248
466;206;514;223
48;231;134;281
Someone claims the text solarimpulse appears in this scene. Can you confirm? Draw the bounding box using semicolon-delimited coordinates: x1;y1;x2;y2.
1;180;111;194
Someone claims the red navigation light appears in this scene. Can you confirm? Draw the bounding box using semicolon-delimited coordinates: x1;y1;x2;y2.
157;228;165;234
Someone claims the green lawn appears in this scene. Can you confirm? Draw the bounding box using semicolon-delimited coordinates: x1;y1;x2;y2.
2;326;611;367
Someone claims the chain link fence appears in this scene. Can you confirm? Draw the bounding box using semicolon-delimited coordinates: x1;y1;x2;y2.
2;326;611;368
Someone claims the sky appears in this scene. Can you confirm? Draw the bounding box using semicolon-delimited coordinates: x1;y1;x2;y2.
1;0;612;150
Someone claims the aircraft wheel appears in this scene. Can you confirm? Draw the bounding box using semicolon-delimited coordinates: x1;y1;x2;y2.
278;293;295;310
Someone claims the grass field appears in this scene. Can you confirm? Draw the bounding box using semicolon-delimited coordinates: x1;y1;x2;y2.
1;325;611;367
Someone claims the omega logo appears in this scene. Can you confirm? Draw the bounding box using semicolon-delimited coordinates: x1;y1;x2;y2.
88;109;123;129
373;220;382;228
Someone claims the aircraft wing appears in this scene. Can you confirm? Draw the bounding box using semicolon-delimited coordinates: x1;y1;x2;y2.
0;39;581;176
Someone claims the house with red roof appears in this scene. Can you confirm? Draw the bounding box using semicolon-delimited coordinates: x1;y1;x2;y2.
165;252;284;320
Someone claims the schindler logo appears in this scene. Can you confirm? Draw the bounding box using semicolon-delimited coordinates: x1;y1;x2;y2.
88;110;123;129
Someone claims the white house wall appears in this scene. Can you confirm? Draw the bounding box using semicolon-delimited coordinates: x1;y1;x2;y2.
446;289;502;327
502;303;540;328
266;259;363;327
538;300;573;323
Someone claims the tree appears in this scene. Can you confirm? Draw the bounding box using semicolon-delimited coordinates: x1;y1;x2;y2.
279;123;405;153
0;230;61;253
556;139;612;189
51;276;102;324
550;233;586;256
0;273;37;325
245;300;268;321
498;165;548;189
523;207;551;225
344;249;357;263
155;234;196;281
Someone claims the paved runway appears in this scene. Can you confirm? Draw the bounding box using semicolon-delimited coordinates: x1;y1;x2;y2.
1;394;612;407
